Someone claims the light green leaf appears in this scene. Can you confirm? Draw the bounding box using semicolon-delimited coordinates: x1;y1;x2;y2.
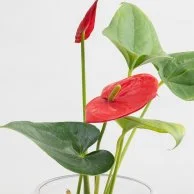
154;51;194;101
103;2;167;69
117;116;185;148
2;121;114;175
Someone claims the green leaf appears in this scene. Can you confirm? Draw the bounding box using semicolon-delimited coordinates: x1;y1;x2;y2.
103;2;167;69
2;121;114;175
154;52;194;101
133;55;172;69
117;116;185;148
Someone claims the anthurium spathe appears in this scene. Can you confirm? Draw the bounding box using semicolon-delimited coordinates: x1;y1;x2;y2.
86;74;158;123
75;0;98;43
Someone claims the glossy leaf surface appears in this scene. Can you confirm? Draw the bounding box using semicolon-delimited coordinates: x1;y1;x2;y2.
154;52;194;100
117;116;185;147
103;2;167;69
3;121;114;175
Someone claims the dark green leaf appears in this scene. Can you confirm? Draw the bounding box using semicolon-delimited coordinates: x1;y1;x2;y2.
154;52;194;100
117;116;185;148
103;2;167;69
2;121;114;175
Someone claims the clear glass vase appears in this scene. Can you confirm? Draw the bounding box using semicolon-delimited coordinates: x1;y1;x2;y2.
33;174;154;194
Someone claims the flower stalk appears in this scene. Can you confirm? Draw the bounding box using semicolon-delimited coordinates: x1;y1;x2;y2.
107;130;126;194
76;176;83;194
81;32;87;122
94;84;122;194
119;80;164;168
81;32;90;194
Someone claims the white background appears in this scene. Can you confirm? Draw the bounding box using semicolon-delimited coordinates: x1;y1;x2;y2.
0;0;194;193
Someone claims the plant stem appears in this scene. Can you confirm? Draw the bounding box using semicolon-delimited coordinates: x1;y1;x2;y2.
83;176;90;194
107;131;126;194
119;80;164;167
128;68;133;77
94;122;107;194
103;125;122;194
119;101;152;167
76;175;83;194
96;122;107;150
80;32;90;194
96;84;123;193
81;32;87;122
94;176;100;194
103;164;114;194
103;147;119;194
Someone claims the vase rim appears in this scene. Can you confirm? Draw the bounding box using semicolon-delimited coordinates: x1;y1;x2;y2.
34;174;154;194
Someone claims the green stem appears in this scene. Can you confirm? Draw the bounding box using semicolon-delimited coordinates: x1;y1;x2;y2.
96;84;123;193
119;101;151;167
119;80;164;167
103;166;114;194
104;149;120;194
81;32;90;194
94;122;107;194
128;68;133;77
103;149;118;194
83;176;90;194
94;176;100;194
108;131;126;194
96;122;107;150
81;32;87;122
76;175;82;194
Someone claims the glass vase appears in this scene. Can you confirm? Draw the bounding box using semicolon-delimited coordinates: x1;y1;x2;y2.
33;174;154;194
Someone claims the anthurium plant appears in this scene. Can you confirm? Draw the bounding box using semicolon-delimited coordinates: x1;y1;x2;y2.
2;1;194;194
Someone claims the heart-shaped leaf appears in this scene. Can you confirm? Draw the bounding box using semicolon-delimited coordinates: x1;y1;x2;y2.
2;121;114;175
117;116;185;148
154;51;194;101
103;2;167;69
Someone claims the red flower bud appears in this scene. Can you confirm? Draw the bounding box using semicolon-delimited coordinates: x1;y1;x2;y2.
86;74;158;123
75;0;98;43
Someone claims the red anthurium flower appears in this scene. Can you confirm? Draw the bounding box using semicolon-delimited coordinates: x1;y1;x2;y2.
75;0;98;43
86;74;158;123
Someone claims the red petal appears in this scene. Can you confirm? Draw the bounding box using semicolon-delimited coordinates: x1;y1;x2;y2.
75;0;98;43
86;74;158;123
